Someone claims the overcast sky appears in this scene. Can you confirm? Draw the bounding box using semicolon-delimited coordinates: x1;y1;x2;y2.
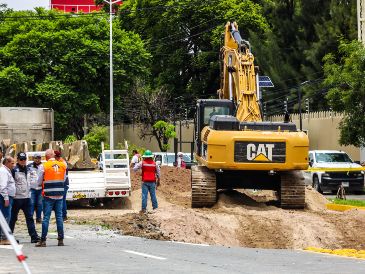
1;0;49;11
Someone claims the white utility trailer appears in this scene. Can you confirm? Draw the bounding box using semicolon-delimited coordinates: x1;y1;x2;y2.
26;146;131;202
67;148;131;201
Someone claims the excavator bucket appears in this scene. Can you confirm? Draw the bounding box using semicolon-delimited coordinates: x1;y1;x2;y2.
63;140;95;170
2;139;96;170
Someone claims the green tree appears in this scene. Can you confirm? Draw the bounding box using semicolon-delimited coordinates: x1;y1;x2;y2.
0;8;150;139
323;40;365;147
118;0;268;115
254;0;357;115
153;121;176;152
82;125;109;157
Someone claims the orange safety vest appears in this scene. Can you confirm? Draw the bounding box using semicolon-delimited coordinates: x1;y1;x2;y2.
141;159;157;182
42;159;67;197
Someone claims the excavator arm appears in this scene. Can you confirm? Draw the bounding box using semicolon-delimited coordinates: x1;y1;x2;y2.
218;22;261;122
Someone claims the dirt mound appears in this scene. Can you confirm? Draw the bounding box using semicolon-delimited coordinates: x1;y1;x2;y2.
305;185;329;211
107;212;169;240
70;166;365;250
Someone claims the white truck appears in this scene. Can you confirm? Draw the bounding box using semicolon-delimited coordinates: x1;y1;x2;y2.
27;148;131;202
67;148;131;201
303;150;365;194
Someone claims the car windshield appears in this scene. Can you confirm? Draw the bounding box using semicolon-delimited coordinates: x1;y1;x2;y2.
315;152;352;163
166;154;191;163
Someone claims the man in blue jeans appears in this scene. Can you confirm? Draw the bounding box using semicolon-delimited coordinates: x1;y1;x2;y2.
0;156;15;245
10;152;40;243
28;153;44;223
133;150;160;213
36;149;66;247
55;151;69;222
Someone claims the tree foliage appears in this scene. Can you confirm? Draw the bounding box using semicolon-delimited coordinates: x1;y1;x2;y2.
323;40;365;147
153;121;176;152
0;7;150;139
0;1;362;148
82;125;109;157
118;0;268;112
123;81;177;151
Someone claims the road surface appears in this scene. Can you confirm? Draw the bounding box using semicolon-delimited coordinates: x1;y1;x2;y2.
1;223;364;274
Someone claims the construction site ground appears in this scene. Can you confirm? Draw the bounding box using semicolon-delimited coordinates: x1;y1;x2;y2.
69;167;365;250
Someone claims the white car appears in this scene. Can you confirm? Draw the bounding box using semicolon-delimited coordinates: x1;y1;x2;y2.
153;152;194;168
303;150;364;193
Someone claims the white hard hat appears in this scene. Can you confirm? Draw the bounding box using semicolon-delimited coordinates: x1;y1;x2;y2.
177;152;183;156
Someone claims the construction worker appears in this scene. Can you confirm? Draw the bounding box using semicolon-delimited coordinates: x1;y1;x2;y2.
133;150;160;213
176;152;186;169
130;149;140;168
0;156;15;245
9;152;40;243
55;150;69;221
28;153;44;223
36;149;67;247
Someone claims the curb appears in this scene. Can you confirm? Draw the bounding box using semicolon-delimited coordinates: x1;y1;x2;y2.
305;247;365;259
326;203;365;212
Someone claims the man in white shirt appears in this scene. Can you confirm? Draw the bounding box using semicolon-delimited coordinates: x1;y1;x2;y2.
130;149;140;168
0;156;15;245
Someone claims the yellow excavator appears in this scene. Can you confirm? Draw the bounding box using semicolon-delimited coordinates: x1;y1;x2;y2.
191;22;309;209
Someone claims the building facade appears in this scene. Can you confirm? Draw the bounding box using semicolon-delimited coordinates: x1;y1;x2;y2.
50;0;103;13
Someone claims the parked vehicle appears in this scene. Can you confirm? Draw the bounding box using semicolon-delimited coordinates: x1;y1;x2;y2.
153;152;196;169
303;150;365;194
27;148;131;201
97;152;127;170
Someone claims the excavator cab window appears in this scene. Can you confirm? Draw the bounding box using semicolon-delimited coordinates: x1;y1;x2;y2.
194;99;234;156
204;106;230;125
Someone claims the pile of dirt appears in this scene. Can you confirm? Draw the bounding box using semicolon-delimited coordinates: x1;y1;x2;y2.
131;166;191;207
105;212;169;241
70;166;365;250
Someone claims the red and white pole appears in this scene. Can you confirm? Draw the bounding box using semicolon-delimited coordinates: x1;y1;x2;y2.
0;211;32;274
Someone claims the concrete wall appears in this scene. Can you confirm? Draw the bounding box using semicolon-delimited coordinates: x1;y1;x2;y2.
114;121;194;153
269;111;360;161
0;107;54;143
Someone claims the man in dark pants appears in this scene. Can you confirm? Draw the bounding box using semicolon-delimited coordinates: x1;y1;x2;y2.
10;152;39;243
55;151;69;221
36;149;66;247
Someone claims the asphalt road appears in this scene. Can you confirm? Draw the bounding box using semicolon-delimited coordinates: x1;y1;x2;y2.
1;223;364;274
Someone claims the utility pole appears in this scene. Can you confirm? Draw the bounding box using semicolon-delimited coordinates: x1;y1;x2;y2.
103;0;122;149
298;80;310;131
358;0;365;44
305;98;309;119
357;0;365;150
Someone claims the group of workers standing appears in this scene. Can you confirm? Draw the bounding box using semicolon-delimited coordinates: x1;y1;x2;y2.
0;149;68;247
1;146;188;245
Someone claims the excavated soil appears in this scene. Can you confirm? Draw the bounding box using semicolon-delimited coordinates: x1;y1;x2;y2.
70;166;365;250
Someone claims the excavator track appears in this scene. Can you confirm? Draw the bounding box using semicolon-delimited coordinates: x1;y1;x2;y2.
191;165;217;208
280;171;305;209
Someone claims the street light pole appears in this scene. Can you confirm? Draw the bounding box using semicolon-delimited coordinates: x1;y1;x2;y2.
298;80;310;131
103;0;122;149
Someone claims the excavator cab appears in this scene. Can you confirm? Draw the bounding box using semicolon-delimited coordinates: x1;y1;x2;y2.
194;99;234;157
